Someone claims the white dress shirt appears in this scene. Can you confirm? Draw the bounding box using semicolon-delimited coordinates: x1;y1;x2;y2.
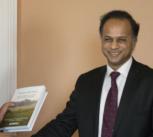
98;57;133;137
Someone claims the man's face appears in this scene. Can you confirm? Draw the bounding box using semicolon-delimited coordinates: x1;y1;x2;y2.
101;18;136;70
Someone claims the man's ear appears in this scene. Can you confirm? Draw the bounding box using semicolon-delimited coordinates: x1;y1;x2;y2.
132;37;137;49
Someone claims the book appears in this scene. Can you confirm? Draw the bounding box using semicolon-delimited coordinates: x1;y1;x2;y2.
0;85;47;132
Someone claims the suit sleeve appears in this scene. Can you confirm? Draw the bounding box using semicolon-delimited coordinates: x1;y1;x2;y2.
148;78;153;137
148;107;153;137
31;75;83;137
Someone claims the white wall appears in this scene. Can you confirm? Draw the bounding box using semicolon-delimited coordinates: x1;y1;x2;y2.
0;0;17;106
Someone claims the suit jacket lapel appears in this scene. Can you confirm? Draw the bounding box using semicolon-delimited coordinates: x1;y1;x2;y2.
114;60;141;132
91;66;106;137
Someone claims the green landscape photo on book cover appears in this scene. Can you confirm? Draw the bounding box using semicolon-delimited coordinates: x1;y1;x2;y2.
0;99;37;127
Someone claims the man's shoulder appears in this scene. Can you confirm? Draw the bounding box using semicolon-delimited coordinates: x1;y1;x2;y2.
134;60;153;72
85;65;106;75
133;60;153;77
77;65;106;82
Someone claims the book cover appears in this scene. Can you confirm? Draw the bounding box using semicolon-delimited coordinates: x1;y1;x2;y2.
0;85;47;132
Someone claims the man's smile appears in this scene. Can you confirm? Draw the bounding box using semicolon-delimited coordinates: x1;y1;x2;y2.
109;51;121;57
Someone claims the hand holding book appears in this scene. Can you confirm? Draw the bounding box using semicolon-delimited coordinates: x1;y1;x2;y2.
0;102;15;122
0;85;47;132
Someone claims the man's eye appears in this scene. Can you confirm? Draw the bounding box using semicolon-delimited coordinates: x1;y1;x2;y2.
104;38;112;42
118;38;127;43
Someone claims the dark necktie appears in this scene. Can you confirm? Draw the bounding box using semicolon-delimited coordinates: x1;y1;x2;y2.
101;71;120;137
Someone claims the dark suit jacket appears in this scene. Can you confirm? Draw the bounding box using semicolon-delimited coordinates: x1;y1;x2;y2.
32;59;153;137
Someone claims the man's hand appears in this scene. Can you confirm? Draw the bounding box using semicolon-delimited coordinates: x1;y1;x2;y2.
0;102;14;122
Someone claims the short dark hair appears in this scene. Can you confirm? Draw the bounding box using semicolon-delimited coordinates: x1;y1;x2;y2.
99;10;140;39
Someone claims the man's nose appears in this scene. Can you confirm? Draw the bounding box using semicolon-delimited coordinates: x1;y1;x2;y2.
111;40;119;49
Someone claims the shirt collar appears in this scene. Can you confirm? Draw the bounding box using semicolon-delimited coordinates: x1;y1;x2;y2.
106;57;133;78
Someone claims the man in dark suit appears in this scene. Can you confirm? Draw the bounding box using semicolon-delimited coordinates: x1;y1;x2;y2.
32;10;153;137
